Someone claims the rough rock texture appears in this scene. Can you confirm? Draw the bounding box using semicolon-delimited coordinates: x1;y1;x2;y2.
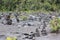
0;12;60;40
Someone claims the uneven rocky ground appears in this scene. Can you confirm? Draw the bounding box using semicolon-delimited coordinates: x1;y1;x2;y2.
0;12;60;40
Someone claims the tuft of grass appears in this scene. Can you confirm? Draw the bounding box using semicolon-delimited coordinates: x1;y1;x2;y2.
20;16;27;21
50;17;60;33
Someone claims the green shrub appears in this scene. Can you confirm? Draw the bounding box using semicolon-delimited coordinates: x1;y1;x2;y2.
0;0;60;11
50;17;60;33
43;2;51;11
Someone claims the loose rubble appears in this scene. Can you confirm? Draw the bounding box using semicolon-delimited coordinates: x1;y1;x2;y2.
0;12;60;40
